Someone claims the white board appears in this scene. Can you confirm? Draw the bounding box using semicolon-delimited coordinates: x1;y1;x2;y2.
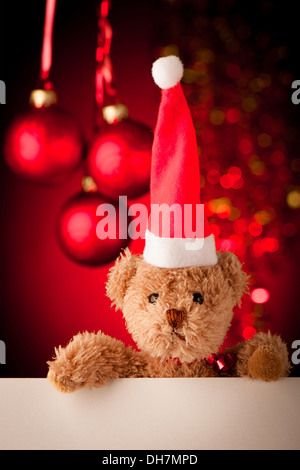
0;378;299;450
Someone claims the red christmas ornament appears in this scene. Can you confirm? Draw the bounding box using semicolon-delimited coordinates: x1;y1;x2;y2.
57;184;130;266
4;1;84;184
87;117;153;200
4;89;84;185
87;1;153;200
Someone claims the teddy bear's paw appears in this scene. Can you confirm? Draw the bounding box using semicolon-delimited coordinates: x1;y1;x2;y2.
47;368;83;393
247;346;284;381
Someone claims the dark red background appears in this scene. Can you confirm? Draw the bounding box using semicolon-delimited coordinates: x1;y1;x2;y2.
1;0;300;377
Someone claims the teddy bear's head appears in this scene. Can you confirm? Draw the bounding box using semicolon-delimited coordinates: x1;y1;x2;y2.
106;249;248;363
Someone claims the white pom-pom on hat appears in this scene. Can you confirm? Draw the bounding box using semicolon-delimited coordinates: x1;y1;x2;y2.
152;55;184;89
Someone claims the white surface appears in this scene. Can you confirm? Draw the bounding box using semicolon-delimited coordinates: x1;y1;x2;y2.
0;378;299;450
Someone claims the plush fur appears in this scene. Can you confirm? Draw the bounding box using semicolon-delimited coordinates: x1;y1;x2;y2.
47;249;290;392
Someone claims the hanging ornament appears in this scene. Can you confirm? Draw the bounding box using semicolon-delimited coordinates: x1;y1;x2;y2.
4;0;84;185
88;119;153;200
56;175;130;266
86;0;153;201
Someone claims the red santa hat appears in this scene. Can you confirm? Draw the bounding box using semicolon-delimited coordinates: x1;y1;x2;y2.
143;55;218;269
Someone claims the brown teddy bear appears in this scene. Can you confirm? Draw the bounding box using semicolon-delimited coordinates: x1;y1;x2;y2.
47;56;290;392
48;248;290;393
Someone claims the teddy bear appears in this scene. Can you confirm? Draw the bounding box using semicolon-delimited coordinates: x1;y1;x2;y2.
47;56;290;393
47;248;290;393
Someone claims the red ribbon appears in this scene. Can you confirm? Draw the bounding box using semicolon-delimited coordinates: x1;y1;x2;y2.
206;353;235;372
40;0;57;82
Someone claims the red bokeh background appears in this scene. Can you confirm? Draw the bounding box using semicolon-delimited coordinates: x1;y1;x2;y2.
1;0;300;377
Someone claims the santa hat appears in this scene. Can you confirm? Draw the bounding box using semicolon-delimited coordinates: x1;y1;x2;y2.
143;55;218;269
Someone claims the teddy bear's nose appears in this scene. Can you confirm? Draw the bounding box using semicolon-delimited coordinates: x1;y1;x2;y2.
166;309;185;329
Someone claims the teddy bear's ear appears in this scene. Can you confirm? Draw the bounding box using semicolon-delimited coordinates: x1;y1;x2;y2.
106;248;140;311
218;251;249;306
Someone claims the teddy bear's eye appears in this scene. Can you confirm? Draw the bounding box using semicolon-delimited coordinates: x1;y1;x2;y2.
193;292;204;304
148;293;159;304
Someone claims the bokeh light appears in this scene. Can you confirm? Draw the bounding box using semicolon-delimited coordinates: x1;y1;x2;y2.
226;108;241;123
251;288;270;304
287;189;300;209
243;326;257;340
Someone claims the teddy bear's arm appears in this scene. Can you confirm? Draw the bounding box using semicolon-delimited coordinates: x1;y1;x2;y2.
225;331;291;381
47;331;149;393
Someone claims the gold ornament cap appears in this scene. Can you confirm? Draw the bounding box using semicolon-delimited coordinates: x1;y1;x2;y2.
102;103;129;124
82;175;98;193
29;89;58;108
